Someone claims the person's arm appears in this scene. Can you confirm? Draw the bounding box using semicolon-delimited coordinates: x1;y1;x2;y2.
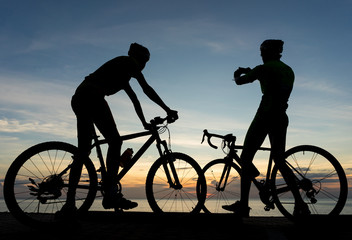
135;73;171;111
233;67;253;85
124;83;150;129
135;73;178;122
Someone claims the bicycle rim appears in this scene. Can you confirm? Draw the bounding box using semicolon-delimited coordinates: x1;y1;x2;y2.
146;152;206;213
4;142;98;228
202;159;241;213
272;145;348;218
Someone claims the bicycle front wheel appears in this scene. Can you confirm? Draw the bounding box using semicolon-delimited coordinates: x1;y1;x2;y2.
202;159;242;213
146;152;206;213
3;142;98;228
271;145;348;218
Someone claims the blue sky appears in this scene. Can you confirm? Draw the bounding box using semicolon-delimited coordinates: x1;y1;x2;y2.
1;0;352;201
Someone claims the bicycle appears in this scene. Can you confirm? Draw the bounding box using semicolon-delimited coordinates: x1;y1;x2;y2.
200;129;348;218
3;116;207;228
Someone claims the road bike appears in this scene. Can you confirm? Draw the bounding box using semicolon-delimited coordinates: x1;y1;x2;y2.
200;129;348;218
3;116;207;228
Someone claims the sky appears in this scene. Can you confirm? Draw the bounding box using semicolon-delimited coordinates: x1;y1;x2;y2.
0;0;352;203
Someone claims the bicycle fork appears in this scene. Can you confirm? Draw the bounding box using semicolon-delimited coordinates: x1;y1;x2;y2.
157;140;182;189
217;158;232;191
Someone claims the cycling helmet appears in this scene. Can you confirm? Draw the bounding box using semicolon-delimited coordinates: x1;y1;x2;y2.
260;39;284;54
128;43;150;63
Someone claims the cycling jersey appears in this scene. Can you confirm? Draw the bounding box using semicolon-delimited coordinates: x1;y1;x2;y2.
241;60;294;113
75;56;142;97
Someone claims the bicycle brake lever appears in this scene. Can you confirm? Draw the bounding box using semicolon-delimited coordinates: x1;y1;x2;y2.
202;130;218;149
208;140;218;149
201;130;206;144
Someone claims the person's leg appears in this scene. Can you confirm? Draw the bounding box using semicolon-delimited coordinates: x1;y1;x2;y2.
58;95;93;215
269;114;309;215
223;112;268;215
66;115;93;207
92;99;137;210
92;98;122;189
239;113;268;209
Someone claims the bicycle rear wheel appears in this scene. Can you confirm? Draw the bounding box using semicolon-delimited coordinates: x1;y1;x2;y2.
271;145;348;218
146;152;206;213
202;159;242;213
3;142;98;228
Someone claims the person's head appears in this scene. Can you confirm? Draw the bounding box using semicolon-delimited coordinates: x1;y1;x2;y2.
128;43;150;70
260;39;284;63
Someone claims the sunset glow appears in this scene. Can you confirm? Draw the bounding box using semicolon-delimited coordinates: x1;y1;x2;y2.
1;1;351;213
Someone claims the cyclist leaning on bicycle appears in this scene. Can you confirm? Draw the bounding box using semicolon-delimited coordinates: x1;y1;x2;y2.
58;43;178;217
222;40;310;217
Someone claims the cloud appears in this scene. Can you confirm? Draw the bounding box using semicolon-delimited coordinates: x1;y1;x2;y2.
291;103;352;123
295;77;347;96
0;75;76;138
61;17;256;57
0;118;73;137
0;74;73;105
290;76;352;129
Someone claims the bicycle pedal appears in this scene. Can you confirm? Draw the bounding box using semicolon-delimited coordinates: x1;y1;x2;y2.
264;204;275;211
114;208;124;213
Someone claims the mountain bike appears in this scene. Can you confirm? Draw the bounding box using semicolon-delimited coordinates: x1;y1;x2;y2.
200;129;348;218
3;116;207;228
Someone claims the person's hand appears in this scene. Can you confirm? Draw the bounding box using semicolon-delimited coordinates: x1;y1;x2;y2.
166;110;178;123
143;122;152;130
234;67;251;78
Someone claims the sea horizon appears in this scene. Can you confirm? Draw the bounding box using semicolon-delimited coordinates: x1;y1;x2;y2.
1;198;351;216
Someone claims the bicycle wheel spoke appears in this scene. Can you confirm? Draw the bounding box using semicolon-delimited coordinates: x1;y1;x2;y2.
318;169;338;182
317;187;339;201
4;142;97;227
37;152;53;175
202;160;241;213
272;145;347;218
54;150;70;174
27;158;46;179
146;153;205;213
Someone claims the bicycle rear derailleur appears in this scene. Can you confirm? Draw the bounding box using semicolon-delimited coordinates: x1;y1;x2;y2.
27;175;64;204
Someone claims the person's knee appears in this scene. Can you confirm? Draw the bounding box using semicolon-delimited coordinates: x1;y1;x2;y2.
240;149;256;164
108;136;122;148
73;151;89;167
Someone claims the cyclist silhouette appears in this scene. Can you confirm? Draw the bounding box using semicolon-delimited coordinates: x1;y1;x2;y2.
58;43;178;216
222;40;310;217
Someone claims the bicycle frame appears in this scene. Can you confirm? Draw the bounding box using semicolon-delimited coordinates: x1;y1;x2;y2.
90;118;181;190
202;129;277;209
228;145;273;193
202;129;325;213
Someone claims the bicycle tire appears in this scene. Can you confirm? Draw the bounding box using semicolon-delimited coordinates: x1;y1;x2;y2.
202;159;242;213
3;141;98;228
145;152;206;213
271;145;348;218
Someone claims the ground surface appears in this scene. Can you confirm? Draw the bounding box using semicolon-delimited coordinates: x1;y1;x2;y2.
0;212;351;240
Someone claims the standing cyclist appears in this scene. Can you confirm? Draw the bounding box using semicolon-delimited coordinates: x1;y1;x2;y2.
59;43;178;215
222;40;310;217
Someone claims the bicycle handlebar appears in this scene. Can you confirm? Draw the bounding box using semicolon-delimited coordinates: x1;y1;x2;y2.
201;129;236;149
151;116;167;125
201;130;218;149
151;114;178;126
201;129;271;151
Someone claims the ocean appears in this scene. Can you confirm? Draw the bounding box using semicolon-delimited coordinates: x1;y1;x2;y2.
1;198;351;216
